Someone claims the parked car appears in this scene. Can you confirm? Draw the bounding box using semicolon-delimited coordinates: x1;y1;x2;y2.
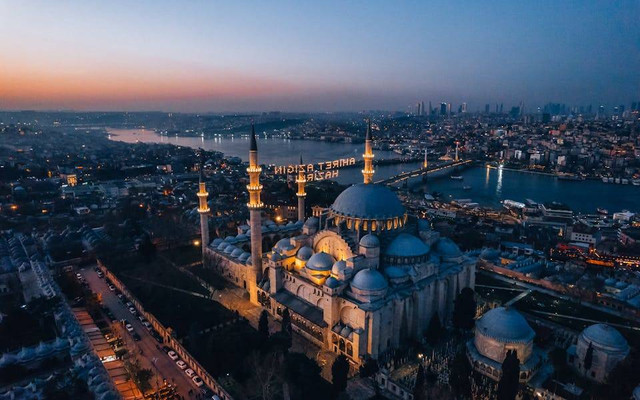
192;376;204;387
132;332;141;341
108;284;115;291
185;368;195;378
176;360;187;370
167;351;179;360
125;324;134;332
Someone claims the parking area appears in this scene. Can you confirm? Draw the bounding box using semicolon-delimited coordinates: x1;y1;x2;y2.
79;266;214;399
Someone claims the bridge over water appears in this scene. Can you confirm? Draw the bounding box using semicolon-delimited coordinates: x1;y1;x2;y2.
375;159;473;185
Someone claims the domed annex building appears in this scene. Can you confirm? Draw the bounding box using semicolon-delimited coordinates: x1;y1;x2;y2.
203;124;476;364
466;307;541;382
568;323;629;383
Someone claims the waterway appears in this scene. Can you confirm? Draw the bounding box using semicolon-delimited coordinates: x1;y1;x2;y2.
107;128;639;214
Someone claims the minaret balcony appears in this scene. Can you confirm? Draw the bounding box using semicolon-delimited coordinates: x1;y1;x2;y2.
246;166;262;173
247;202;264;209
246;184;264;191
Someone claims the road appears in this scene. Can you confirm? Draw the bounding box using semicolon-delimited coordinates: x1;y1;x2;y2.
80;266;202;399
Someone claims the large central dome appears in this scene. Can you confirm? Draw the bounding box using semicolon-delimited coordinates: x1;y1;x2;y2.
331;183;405;221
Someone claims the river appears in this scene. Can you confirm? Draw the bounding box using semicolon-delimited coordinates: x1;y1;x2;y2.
107;128;639;214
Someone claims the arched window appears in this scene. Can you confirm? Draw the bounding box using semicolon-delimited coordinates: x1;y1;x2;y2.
339;339;345;352
346;342;353;356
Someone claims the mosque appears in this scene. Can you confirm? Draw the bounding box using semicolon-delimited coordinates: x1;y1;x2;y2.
201;124;476;364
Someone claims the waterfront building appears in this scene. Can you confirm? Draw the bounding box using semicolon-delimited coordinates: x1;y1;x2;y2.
204;124;476;364
567;323;629;383
466;307;541;382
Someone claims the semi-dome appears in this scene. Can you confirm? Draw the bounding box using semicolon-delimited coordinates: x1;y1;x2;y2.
580;324;629;352
385;234;430;258
296;246;313;261
384;266;408;279
306;252;335;271
359;234;380;248
476;307;535;343
304;216;319;227
435;237;462;258
331;184;405;221
351;268;388;292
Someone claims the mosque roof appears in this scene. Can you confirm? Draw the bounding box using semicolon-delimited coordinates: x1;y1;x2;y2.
435;237;462;257
330;184;405;220
351;268;388;292
385;233;430;257
306;252;335;271
581;324;629;352
331;260;347;275
476;307;535;343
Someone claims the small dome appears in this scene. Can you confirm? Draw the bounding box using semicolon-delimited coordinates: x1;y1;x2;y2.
275;238;294;252
235;233;248;241
296;246;313;261
306;252;335;271
359;234;380;248
332;260;347;275
304;216;319;227
385;234;430;258
581;324;629;352
239;252;250;262
351;269;388;292
325;276;341;288
476;307;535;343
212;238;223;246
231;248;244;258
330;184;406;221
217;242;230;251
435;237;462;258
17;347;36;362
224;245;237;255
224;236;237;244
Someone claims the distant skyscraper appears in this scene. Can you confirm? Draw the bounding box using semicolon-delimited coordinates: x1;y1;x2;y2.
446;103;452;116
440;102;447;116
485;104;490;114
428;101;433;115
495;103;499;113
421;101;425;116
500;103;504;113
461;102;467;113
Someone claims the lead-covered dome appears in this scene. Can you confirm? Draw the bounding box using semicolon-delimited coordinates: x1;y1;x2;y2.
306;252;335;272
359;234;380;248
296;246;313;261
351;268;388;292
385;234;430;258
435;237;462;258
476;307;535;343
580;324;629;353
331;184;405;221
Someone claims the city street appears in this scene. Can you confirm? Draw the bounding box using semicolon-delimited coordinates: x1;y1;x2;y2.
79;266;203;399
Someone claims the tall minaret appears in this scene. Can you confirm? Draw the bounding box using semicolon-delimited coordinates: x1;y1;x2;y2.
296;155;306;222
247;125;263;293
455;141;460;162
196;152;210;256
423;147;428;169
362;121;375;184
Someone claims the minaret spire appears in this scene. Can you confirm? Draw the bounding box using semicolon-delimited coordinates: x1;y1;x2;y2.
196;149;210;255
362;120;375;184
247;124;263;303
296;154;307;222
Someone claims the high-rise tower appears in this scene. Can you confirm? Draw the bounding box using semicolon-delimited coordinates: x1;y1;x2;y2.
362;121;375;184
296;155;306;222
196;152;210;255
247;125;263;296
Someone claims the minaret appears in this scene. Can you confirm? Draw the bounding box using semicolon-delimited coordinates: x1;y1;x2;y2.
247;125;263;298
362;121;375;184
196;152;210;256
296;155;306;222
455;141;460;162
423;147;428;169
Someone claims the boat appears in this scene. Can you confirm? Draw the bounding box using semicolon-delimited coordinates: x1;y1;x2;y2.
463;185;472;190
450;175;463;180
633;179;640;186
615;178;621;184
557;173;584;181
602;177;609;183
621;179;629;185
597;208;609;215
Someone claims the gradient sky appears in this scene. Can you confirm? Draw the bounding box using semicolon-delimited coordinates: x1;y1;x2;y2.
1;1;638;112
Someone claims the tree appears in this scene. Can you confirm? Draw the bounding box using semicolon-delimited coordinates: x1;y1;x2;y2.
583;342;593;371
281;308;292;335
359;358;379;378
412;363;426;400
250;351;280;400
452;288;476;330
331;355;350;398
497;350;520;400
425;313;442;346
448;350;472;398
283;352;327;400
259;310;270;348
